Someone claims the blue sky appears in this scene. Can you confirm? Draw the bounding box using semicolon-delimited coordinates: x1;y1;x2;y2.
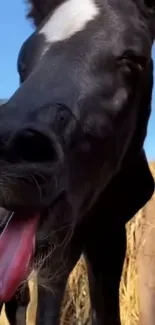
0;1;155;161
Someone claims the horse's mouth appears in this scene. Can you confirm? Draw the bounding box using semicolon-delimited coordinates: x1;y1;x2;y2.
0;209;39;302
0;192;64;303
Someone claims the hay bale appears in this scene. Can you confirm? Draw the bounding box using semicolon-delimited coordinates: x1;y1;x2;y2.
61;256;90;325
119;162;155;325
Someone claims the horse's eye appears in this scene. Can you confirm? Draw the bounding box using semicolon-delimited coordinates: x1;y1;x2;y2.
119;51;148;75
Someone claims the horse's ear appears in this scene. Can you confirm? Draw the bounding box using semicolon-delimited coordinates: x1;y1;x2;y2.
26;0;62;26
26;0;52;26
26;0;43;26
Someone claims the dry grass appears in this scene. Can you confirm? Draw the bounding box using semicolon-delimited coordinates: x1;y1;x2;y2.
0;162;155;325
120;162;155;325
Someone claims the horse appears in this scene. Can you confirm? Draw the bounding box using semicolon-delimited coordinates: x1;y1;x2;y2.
0;1;154;324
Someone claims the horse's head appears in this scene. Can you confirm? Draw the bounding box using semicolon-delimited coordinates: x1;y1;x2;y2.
0;0;154;301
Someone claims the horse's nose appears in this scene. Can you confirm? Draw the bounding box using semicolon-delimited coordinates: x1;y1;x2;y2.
6;128;62;163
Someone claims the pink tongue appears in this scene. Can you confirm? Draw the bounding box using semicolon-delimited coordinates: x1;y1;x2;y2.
0;212;39;302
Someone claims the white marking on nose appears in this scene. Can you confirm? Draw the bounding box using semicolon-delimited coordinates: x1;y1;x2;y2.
39;0;99;44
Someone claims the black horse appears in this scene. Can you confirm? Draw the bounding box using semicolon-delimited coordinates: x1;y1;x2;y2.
0;1;155;325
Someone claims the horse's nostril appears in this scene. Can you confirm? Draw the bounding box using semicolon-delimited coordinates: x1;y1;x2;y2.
9;129;58;163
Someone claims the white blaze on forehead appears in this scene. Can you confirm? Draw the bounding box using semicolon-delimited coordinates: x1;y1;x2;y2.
39;0;99;44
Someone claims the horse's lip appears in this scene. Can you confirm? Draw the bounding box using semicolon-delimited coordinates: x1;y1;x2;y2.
0;191;65;229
